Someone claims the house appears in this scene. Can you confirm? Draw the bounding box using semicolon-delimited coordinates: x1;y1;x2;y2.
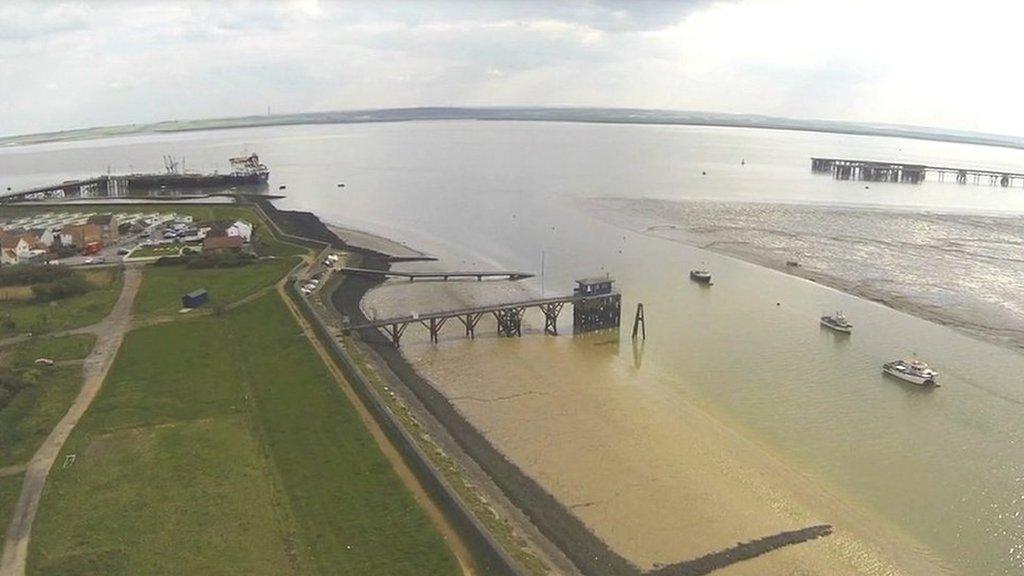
1;248;16;266
61;224;102;248
27;227;56;248
0;233;40;265
574;276;616;297
202;235;245;253
204;219;252;243
86;214;119;241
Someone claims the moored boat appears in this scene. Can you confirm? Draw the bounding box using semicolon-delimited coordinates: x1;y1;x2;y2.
820;311;852;333
690;269;712;284
882;358;938;386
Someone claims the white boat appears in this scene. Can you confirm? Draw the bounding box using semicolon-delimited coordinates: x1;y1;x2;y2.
820;311;852;333
882;358;938;386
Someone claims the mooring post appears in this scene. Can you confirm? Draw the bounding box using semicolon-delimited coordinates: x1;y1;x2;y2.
632;303;646;340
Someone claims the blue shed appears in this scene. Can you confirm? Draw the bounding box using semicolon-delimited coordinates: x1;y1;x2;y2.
182;289;208;309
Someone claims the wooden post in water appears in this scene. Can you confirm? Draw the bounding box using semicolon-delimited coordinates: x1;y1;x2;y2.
632;303;646;340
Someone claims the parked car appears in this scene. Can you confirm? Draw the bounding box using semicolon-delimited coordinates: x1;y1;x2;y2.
117;247;131;255
34;358;54;366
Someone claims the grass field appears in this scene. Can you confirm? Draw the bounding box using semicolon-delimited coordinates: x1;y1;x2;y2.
28;293;459;576
2;335;96;368
126;245;186;259
0;267;122;336
0;474;23;548
0;335;97;469
133;258;297;317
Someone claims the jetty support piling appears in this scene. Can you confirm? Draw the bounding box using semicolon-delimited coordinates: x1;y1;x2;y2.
456;313;484;339
632;303;646;340
540;302;564;335
494;307;525;337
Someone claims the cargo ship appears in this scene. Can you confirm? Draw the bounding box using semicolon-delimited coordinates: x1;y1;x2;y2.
1;154;270;203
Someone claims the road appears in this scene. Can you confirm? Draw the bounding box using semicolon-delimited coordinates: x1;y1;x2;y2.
0;266;142;576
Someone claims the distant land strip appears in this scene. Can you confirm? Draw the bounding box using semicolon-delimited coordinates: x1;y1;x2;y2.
3;107;1024;152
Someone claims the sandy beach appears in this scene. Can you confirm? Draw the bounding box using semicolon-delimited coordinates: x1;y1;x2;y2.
355;272;954;576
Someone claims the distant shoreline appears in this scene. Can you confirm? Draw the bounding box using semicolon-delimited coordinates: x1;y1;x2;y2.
4;106;1024;153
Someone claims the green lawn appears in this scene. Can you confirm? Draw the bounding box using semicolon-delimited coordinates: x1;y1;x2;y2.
3;334;96;368
126;245;187;259
0;365;85;469
28;293;459;576
1;268;122;336
0;474;23;547
0;335;95;468
133;258;297;317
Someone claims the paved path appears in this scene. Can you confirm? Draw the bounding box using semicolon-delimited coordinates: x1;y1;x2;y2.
0;266;142;576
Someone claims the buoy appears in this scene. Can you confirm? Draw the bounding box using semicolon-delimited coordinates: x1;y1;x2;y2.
337;183;345;187
702;171;706;176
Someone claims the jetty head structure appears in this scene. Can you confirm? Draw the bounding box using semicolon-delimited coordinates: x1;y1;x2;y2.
346;275;622;347
812;157;1024;187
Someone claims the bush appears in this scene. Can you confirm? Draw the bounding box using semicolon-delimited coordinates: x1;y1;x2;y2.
0;371;29;411
185;252;256;269
31;274;91;302
153;256;185;267
0;264;72;287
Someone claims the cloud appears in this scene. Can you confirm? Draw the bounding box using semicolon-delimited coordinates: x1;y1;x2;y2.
0;1;1022;137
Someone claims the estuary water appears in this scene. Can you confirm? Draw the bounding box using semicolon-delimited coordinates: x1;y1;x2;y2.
2;121;1023;574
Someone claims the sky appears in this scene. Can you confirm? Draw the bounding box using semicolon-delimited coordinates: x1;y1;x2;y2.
1;0;1023;137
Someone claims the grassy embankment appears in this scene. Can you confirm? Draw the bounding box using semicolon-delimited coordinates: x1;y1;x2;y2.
0;335;97;468
0;268;122;336
28;293;460;576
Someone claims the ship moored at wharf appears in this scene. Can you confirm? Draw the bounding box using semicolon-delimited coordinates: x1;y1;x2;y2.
0;153;270;203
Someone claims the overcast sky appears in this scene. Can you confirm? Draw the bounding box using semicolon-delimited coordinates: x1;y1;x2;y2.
2;0;1022;137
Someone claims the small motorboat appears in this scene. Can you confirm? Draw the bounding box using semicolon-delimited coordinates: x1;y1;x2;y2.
882;358;938;386
690;269;712;284
820;311;852;333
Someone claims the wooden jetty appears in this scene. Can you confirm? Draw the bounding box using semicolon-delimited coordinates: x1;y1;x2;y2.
811;157;1024;187
345;277;621;347
339;267;533;282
